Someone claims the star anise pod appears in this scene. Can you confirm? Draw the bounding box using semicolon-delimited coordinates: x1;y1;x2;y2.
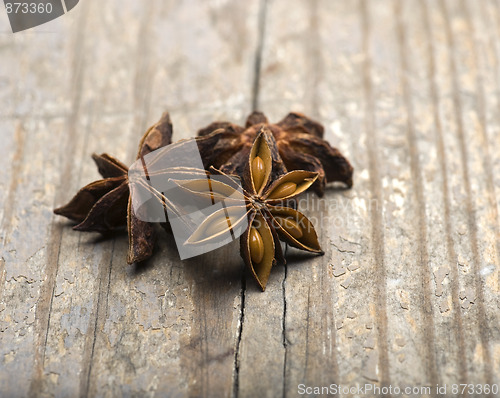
176;128;323;290
195;111;353;196
54;112;173;263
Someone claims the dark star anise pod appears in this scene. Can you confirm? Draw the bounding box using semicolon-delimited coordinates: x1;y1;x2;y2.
54;112;173;263
176;128;323;290
195;111;353;196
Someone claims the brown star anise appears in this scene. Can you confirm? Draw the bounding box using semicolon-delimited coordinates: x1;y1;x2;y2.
54;112;173;263
195;111;353;196
54;111;353;271
176;128;323;290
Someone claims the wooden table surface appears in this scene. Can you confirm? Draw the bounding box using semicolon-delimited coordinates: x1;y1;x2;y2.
1;0;499;397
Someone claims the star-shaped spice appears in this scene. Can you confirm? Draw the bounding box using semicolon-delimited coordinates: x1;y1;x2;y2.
175;128;323;290
54;112;173;263
54;110;353;270
195;111;353;196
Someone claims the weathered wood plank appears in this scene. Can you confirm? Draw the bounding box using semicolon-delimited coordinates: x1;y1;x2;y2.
1;0;260;396
443;0;500;382
77;1;261;397
425;0;500;385
0;7;87;398
373;0;438;387
401;0;467;386
40;1;139;395
245;0;358;395
253;0;500;393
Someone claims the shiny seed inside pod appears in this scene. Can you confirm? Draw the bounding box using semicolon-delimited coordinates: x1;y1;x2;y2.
268;182;297;199
249;226;264;264
274;216;303;239
252;156;266;192
205;216;234;237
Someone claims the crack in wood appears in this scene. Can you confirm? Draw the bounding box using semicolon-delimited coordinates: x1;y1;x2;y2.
232;276;246;398
281;258;288;395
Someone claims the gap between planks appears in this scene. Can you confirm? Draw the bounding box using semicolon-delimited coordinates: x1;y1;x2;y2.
360;0;391;389
394;0;439;387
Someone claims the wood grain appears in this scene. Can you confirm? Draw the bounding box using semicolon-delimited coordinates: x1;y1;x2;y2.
0;0;499;397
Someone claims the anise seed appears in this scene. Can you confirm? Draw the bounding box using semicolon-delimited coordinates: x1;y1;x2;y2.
252;156;266;192
268;181;297;199
249;226;264;264
205;215;235;237
274;216;303;239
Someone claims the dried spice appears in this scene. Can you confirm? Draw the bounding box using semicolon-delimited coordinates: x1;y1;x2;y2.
175;128;323;290
54;112;173;263
195;111;353;196
54;110;353;289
